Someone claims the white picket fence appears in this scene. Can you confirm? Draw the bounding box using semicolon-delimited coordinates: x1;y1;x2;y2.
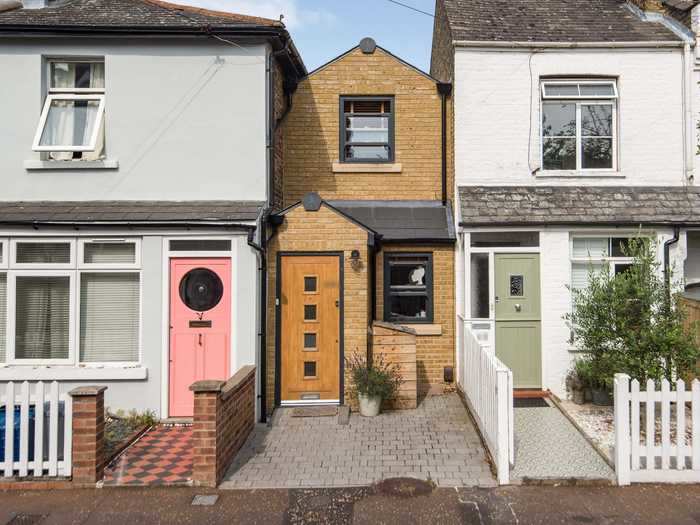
458;318;514;484
1;381;72;478
614;373;700;484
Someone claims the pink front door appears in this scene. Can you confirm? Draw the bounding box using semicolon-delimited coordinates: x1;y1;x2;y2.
169;258;231;417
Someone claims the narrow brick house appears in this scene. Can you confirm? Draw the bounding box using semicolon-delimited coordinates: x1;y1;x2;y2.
265;39;455;413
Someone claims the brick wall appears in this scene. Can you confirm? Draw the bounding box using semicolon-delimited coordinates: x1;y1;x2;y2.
271;57;287;209
372;322;417;409
69;386;107;485
283;46;449;204
266;204;370;414
376;244;455;397
430;0;455;82
190;366;256;487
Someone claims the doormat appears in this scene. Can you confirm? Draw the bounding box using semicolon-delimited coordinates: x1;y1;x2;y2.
514;398;550;408
291;406;338;418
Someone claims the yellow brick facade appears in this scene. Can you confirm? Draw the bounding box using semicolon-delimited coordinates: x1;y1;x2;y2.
282;46;454;205
375;245;455;397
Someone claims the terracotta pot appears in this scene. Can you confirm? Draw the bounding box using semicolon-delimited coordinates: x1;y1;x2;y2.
358;393;382;417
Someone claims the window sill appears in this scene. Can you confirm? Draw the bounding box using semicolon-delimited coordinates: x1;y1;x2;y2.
332;162;402;174
0;365;147;381
24;159;119;170
535;170;624;179
402;323;442;336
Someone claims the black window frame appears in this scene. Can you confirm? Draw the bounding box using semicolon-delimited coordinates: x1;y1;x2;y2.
383;252;433;324
339;95;395;164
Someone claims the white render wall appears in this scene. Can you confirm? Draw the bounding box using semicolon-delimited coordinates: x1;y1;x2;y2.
454;47;686;187
0;38;268;201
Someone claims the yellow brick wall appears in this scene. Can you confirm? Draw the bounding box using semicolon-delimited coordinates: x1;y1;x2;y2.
266;204;370;415
283;47;453;205
376;244;455;397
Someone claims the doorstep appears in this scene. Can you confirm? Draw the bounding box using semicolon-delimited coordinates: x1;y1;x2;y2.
513;389;549;399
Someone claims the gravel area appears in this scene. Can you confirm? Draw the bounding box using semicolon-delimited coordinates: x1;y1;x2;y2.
558;400;615;463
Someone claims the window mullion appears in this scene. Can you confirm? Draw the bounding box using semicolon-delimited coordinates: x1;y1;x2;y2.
576;103;582;170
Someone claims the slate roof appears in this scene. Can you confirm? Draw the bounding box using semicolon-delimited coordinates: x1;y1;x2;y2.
439;0;683;43
0;201;263;225
329;200;455;243
0;0;282;30
458;186;700;226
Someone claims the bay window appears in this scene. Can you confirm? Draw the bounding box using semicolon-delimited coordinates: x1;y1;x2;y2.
541;80;617;171
0;238;140;366
32;59;106;161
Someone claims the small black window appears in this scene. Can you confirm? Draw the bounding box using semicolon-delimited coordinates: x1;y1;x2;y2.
303;333;317;350
304;276;317;293
340;96;394;163
304;304;317;321
383;253;433;324
304;361;317;378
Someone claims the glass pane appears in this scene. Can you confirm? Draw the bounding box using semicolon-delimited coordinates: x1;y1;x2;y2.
389;260;427;288
544;84;579;97
582;138;613;169
80;273;139;362
581;105;612;137
344;99;390;114
346;117;389;144
39;99;101;148
579;83;615;97
345;145;390;161
303;333;317;349
615;264;634;276
50;62;104;89
572;262;606;291
16;242;71;264
169;240;231;252
0;243;3;263
611;238;633;258
543;138;576;170
15;276;70;360
542;103;576;136
84;242;136;264
470;253;489;319
0;274;5;362
304;276;317;293
573;238;609;258
471;232;539;248
389;295;428;320
304;304;317;321
304;361;317;377
510;275;524;297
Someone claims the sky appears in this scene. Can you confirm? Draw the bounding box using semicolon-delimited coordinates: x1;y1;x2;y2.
181;0;436;73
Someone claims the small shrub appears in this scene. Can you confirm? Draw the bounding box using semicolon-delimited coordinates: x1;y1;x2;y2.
346;353;402;401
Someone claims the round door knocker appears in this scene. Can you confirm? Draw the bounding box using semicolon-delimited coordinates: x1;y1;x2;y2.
179;268;224;312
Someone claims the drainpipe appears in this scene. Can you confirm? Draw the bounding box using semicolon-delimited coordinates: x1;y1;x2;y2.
664;226;680;296
437;82;452;206
682;42;695;185
247;219;268;423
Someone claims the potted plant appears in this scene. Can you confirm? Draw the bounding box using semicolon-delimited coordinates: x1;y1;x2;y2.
346;353;402;417
566;359;590;405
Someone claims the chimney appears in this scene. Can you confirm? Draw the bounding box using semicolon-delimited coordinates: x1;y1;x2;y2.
628;0;665;12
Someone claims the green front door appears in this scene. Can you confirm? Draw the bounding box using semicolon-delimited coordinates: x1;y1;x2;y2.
495;253;542;388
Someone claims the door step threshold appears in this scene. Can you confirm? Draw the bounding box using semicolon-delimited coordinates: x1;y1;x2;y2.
513;389;549;399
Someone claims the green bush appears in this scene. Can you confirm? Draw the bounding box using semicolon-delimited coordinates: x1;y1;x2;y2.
346;353;402;400
566;237;699;390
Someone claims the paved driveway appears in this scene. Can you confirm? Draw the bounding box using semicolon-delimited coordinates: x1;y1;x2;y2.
220;393;495;489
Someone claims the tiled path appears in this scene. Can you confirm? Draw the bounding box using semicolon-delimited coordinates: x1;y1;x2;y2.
103;425;193;486
220;394;495;489
511;403;614;483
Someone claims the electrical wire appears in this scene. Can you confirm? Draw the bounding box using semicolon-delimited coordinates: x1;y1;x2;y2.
383;0;434;18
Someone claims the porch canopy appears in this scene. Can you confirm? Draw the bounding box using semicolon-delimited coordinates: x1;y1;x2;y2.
458;186;700;227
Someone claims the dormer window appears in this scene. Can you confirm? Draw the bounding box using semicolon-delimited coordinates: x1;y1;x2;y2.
32;60;106;161
340;96;394;163
541;80;617;172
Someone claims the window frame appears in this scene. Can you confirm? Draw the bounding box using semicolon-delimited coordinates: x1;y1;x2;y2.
32;93;106;153
78;238;141;270
540;80;618;173
0;238;8;270
383;252;434;324
2;236;142;367
339;95;395;164
569;235;639;293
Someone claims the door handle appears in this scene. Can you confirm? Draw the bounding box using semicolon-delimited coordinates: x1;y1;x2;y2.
495;296;500;304
198;333;203;346
515;304;522;312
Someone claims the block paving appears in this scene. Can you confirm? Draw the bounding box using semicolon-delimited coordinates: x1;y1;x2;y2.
103;425;193;486
220;394;495;489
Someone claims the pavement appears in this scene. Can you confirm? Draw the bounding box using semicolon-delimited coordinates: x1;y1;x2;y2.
221;394;495;489
511;403;615;483
2;484;700;524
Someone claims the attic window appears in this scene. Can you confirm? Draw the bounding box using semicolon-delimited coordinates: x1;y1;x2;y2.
340;96;394;163
32;60;106;161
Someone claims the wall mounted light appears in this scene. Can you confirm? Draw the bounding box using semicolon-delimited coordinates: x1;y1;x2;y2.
350;249;362;270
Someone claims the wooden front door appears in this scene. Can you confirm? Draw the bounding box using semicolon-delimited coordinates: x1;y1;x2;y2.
495;253;542;388
169;258;231;417
280;255;341;403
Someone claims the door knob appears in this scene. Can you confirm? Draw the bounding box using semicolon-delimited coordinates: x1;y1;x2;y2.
515;304;522;312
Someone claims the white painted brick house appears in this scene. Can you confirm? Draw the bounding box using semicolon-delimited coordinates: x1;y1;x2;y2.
432;0;700;397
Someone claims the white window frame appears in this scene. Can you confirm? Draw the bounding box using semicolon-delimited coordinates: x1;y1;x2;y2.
7;270;77;365
2;236;142;367
0;238;8;269
78;238;142;270
32;94;106;153
541;80;618;172
11;238;76;270
570;235;639;289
